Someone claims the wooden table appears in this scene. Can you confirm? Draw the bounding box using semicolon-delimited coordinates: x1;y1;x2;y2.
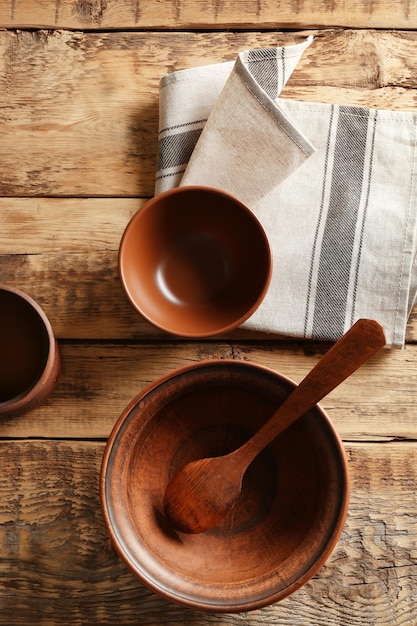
1;2;417;624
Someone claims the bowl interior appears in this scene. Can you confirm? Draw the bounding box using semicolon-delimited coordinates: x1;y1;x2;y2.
119;187;271;336
101;360;349;612
0;288;50;402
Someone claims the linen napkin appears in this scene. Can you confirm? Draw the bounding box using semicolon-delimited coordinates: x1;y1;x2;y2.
155;36;417;347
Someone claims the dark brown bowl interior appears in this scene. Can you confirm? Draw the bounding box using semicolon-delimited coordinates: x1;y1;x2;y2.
0;288;50;403
119;186;272;337
100;360;350;613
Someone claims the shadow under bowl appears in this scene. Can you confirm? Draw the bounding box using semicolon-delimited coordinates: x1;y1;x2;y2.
100;359;350;613
118;186;272;337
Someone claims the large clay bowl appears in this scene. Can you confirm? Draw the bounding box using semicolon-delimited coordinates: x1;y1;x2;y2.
118;186;272;337
100;360;350;613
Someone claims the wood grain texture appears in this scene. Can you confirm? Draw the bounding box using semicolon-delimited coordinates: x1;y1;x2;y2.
0;439;415;625
2;198;417;341
1;29;417;197
1;4;417;624
0;198;150;339
0;340;415;441
0;0;416;30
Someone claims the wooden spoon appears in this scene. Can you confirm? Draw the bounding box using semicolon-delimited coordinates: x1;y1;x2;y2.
164;319;386;534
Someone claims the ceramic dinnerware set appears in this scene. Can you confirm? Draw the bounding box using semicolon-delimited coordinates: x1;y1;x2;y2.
1;186;355;613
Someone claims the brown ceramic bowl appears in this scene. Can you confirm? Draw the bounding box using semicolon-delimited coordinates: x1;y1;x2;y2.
0;285;60;416
118;186;272;337
100;360;350;612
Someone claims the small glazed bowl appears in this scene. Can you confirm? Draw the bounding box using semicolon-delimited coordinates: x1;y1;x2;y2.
100;360;350;613
0;285;60;416
118;186;272;337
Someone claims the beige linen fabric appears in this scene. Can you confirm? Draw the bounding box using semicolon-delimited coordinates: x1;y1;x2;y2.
156;37;417;347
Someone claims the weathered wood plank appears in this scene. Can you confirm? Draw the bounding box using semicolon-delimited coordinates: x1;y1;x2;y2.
0;0;416;30
1;29;417;197
2;198;417;342
0;341;415;441
0;439;415;624
0;198;149;339
0;5;414;626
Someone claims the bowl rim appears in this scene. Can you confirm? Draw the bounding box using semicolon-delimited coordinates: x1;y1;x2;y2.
0;284;60;415
100;358;350;612
118;185;272;338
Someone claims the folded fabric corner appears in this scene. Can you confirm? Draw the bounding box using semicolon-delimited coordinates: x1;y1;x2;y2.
155;36;315;200
180;38;316;207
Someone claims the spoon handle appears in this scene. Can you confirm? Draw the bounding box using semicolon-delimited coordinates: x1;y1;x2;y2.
234;319;386;468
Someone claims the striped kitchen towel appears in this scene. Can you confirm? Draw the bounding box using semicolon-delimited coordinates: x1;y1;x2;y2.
155;36;417;347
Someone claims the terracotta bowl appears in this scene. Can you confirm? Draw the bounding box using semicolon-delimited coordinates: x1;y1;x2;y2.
100;360;350;613
118;186;272;337
0;285;60;416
